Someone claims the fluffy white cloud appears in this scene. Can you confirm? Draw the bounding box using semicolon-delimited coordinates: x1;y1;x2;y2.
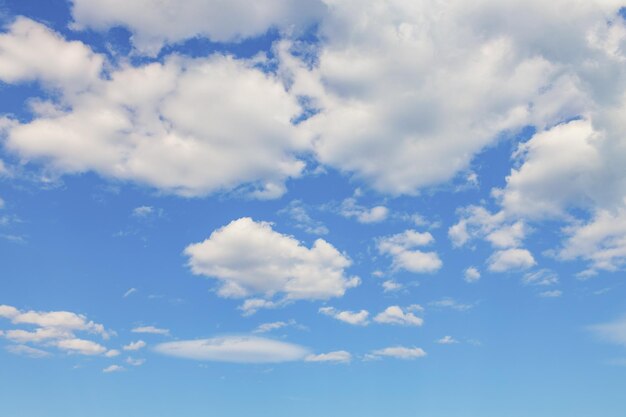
123;340;146;351
377;230;442;273
305;350;351;363
319;307;369;326
154;336;309;363
0;17;103;91
339;198;389;224
131;326;170;336
70;0;325;55
279;0;626;195
185;218;359;305
464;267;481;283
487;248;536;272
105;349;120;357
381;280;403;292
373;306;423;327
0;19;308;199
0;305;111;356
366;346;427;360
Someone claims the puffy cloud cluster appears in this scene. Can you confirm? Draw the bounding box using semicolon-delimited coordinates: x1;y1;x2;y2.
377;230;442;273
185;218;359;309
0;304;113;356
70;0;325;55
0;18;307;199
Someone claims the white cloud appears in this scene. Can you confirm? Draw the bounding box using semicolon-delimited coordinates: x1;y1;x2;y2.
123;340;146;351
305;351;351;364
105;349;120;357
154;336;309;363
126;357;146;366
103;365;124;373
464;267;481;283
123;288;137;298
0;17;103;92
381;280;403;292
373;306;423;327
280;200;328;235
377;230;442;273
429;298;473;312
238;299;283;316
339;198;389;224
279;0;626;196
539;290;562;298
131;326;170;336
132;206;153;217
436;336;459;345
70;0;325;55
319;307;369;326
487;248;536;272
366;346;427;360
185;218;360;305
1;20;308;199
253;320;301;334
5;344;50;358
55;338;107;355
589;315;626;347
523;269;559;286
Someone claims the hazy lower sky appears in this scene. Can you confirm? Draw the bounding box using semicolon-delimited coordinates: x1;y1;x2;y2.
1;1;626;416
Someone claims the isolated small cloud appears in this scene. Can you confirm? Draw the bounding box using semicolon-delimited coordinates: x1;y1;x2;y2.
464;267;481;283
305;350;351;364
131;326;170;336
319;307;369;326
123;340;146;351
103;365;124;373
436;336;459;345
429;298;473;312
373;306;423;327
366;346;427;360
123;288;137;298
539;290;562;298
488;248;536;272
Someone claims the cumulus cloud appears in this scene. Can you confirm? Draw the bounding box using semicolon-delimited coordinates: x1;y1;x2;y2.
131;326;170;336
373;306;423;327
366;346;427;360
319;307;369;326
339;198;389;224
377;230;442;273
123;340;146;351
70;0;325;55
185;218;359;308
464;267;481;283
154;336;309;363
0;19;308;199
305;350;351;363
487;248;536;272
0;305;112;357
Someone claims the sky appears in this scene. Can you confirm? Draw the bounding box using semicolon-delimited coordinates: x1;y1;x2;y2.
1;1;626;416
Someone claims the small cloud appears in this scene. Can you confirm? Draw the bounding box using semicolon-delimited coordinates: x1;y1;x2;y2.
382;280;403;292
523;269;559;286
6;344;50;358
539;290;562;298
429;297;474;312
436;336;459;345
464;267;480;283
126;357;146;366
132;206;156;218
319;307;369;326
339;198;389;224
279;200;328;235
123;340;146;351
374;306;423;327
131;326;170;336
365;346;426;360
103;365;124;373
305;351;351;364
253;320;299;334
123;288;137;298
105;349;120;357
487;248;536;272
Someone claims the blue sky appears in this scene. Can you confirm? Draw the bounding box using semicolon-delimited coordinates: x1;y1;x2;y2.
1;1;626;416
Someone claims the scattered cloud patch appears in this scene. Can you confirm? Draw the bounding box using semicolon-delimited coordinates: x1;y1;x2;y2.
436;336;459;345
366;346;427;361
487;248;536;272
377;230;442;273
319;307;369;326
131;326;170;336
305;350;351;364
123;340;146;351
373;306;423;327
103;365;124;373
464;267;481;283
